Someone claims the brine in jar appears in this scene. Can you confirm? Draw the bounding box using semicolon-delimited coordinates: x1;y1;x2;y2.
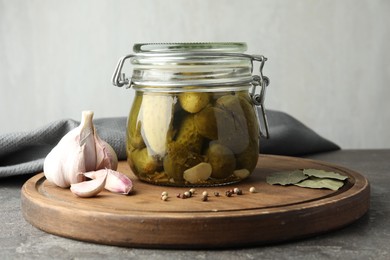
126;89;259;186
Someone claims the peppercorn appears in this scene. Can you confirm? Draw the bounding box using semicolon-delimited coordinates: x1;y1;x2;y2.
214;191;220;197
201;191;209;201
225;190;233;197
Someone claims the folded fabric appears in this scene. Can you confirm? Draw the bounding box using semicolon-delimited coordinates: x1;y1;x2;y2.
0;110;339;178
260;111;340;156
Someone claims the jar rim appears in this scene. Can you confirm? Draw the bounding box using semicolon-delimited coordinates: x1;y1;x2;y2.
133;42;247;53
128;43;256;89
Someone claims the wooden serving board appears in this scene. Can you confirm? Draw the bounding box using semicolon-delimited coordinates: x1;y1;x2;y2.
21;155;370;249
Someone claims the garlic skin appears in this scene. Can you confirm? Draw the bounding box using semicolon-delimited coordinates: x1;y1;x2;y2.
84;169;133;195
94;130;118;171
43;111;118;188
70;172;107;198
44;111;96;188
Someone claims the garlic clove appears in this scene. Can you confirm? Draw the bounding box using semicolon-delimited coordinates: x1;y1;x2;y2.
79;111;97;172
183;162;212;184
70;172;107;198
94;129;118;171
84;169;133;195
233;169;250;179
141;95;175;157
44;111;96;188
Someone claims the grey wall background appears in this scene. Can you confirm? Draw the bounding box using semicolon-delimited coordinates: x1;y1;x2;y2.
1;0;389;149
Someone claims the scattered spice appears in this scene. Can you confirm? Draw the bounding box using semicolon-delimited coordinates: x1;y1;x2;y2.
161;191;169;201
160;185;260;202
201;191;209;201
225;190;233;197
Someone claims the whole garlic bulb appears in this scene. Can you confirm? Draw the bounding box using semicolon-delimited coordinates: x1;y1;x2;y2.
43;111;118;188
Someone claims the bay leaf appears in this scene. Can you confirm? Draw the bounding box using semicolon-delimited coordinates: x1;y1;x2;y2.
303;169;348;181
294;177;345;191
266;170;308;186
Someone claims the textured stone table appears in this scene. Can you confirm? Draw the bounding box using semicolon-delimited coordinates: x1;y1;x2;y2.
1;150;389;259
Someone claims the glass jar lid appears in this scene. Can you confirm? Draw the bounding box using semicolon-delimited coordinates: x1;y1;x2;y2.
112;42;269;91
130;42;252;90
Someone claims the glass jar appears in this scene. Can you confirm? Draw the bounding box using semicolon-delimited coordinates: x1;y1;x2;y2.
112;42;270;187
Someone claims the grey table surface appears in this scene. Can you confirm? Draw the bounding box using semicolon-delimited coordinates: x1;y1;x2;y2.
1;149;389;260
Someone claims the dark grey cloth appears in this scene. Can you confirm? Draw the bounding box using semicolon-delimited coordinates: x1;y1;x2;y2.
260;110;340;156
0;111;339;178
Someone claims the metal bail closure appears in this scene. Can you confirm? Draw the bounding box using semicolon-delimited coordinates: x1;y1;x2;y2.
112;54;134;88
250;55;270;139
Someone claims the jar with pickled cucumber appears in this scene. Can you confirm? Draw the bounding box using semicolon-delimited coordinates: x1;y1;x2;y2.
112;42;270;186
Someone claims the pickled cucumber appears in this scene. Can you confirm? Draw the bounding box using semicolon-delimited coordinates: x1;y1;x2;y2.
215;94;250;153
127;94;145;149
236;142;258;172
130;147;158;176
237;91;252;103
179;92;209;113
174;114;203;152
206;142;236;179
237;94;259;141
163;142;204;182
194;106;219;140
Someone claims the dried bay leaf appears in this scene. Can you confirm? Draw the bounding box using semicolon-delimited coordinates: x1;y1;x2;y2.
294;177;345;191
303;169;348;181
266;168;348;190
266;170;308;186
